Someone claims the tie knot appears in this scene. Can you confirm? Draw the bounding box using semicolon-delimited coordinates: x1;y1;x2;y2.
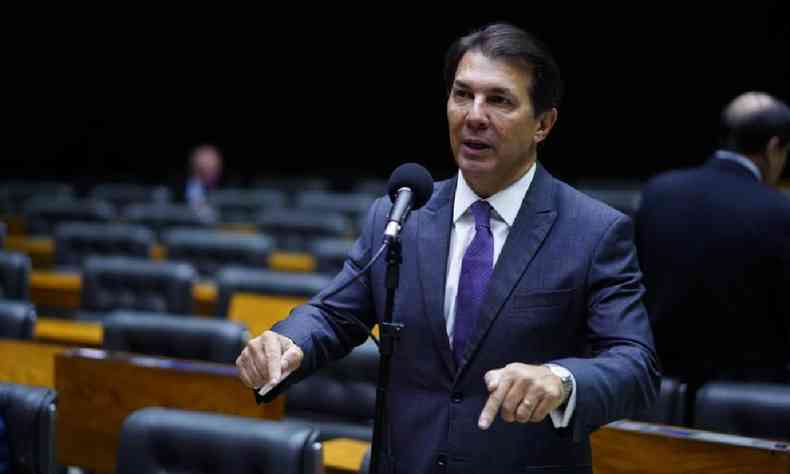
469;200;492;229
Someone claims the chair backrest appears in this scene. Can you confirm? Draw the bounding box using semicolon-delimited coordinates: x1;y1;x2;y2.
0;382;57;474
308;238;354;275
103;311;248;364
208;188;287;223
630;376;687;426
694;381;790;440
286;339;379;425
0;251;30;301
54;222;154;267
23;199;115;236
257;209;352;251
0;181;73;215
295;191;375;219
89;183;171;210
163;229;273;277
81;257;197;315
117;407;322;474
0;221;6;249
0;301;35;340
124;204;216;239
215;267;331;317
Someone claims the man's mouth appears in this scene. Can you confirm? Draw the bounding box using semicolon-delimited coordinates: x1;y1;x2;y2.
462;139;492;151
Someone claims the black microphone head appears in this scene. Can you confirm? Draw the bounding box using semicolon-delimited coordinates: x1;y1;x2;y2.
387;163;434;210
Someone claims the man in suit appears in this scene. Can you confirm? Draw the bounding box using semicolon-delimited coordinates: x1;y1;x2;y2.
184;143;223;208
636;92;790;386
238;23;659;473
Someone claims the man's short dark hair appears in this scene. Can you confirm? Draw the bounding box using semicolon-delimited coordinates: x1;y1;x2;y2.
720;93;790;154
444;23;563;116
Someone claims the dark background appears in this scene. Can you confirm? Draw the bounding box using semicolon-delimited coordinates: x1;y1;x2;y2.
6;5;789;191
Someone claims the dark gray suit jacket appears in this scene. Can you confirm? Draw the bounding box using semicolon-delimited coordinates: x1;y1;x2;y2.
266;163;660;473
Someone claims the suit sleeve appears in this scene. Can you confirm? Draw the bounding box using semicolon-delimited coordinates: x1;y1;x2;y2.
256;198;384;403
551;214;661;440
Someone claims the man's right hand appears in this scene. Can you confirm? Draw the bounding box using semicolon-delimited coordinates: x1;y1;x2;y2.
236;330;304;393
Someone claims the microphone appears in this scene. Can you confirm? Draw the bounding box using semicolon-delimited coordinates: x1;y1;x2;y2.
384;163;434;241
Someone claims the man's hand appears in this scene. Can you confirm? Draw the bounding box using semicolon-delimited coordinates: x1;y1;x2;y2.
236;331;303;393
478;363;565;430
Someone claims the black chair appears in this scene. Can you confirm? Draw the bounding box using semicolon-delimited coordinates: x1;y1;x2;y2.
693;381;790;440
103;311;248;364
124;204;216;239
308;238;354;275
0;181;73;215
630;377;687;426
0;382;58;474
90;183;171;211
215;267;331;317
0;301;35;340
256;209;352;251
80;257;197;319
253;176;330;193
208;188;287;223
285;339;378;441
54;222;155;268
296;191;375;223
0;251;30;301
0;221;6;248
576;183;642;216
23;199;115;236
117;407;322;474
163;229;273;277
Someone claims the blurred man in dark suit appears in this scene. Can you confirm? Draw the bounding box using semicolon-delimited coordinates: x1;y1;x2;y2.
636;92;790;386
184;144;223;208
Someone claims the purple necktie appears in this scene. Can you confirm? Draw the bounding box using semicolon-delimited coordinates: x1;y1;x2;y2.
453;200;494;367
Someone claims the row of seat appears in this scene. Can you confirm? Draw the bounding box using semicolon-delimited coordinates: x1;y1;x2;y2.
0;382;329;474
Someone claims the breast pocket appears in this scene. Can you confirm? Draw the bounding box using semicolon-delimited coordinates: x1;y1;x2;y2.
511;288;576;312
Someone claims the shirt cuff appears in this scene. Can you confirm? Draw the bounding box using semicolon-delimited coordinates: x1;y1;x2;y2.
545;363;577;428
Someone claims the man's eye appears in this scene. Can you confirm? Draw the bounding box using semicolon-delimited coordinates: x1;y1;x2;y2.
453;89;471;99
489;95;511;105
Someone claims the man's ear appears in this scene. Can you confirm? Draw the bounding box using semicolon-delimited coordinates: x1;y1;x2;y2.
535;108;558;144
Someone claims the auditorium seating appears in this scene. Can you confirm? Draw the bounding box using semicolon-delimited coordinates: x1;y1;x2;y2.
89;183;171;210
0;251;30;301
308;237;354;275
208;188;287;223
630;376;687;426
0;181;73;215
124;203;217;239
163;229;273;277
0;382;58;474
117;408;322;474
215;267;331;317
23;199;115;236
296;191;375;224
354;178;388;196
253;176;330;193
576;181;642;216
285;339;378;441
0;221;6;248
103;311;248;364
693;381;790;440
54;222;155;268
80;257;197;319
0;301;35;340
257;209;352;251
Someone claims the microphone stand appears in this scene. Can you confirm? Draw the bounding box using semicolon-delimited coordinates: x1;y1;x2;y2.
370;237;404;474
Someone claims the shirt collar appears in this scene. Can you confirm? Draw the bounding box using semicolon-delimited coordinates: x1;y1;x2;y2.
715;149;762;181
453;163;537;226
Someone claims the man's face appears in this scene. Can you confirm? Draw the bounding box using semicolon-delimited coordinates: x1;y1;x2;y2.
765;137;789;186
447;50;555;195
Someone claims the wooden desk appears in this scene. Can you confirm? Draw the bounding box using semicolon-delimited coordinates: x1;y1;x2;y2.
320;421;790;474
7;235;316;272
0;340;67;388
34;318;103;346
55;348;285;474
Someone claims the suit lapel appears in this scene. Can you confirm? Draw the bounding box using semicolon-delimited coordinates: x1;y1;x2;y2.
417;178;457;375
457;163;558;376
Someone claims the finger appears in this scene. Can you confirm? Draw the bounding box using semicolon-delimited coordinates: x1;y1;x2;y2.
247;341;269;386
237;353;257;389
478;377;512;430
484;370;502;392
515;397;535;423
529;392;552;423
261;332;284;383
501;377;530;423
280;344;303;376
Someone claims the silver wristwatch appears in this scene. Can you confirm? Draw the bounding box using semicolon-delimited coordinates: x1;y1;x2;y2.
544;364;573;405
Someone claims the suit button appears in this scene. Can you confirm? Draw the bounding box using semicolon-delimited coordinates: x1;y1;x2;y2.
451;392;463;403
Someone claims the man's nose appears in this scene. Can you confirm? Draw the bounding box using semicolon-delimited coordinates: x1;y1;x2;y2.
465;96;489;130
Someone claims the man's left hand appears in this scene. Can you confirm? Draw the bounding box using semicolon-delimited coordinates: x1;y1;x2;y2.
478;363;565;430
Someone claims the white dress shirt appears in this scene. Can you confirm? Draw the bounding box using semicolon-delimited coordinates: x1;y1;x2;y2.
444;164;577;428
